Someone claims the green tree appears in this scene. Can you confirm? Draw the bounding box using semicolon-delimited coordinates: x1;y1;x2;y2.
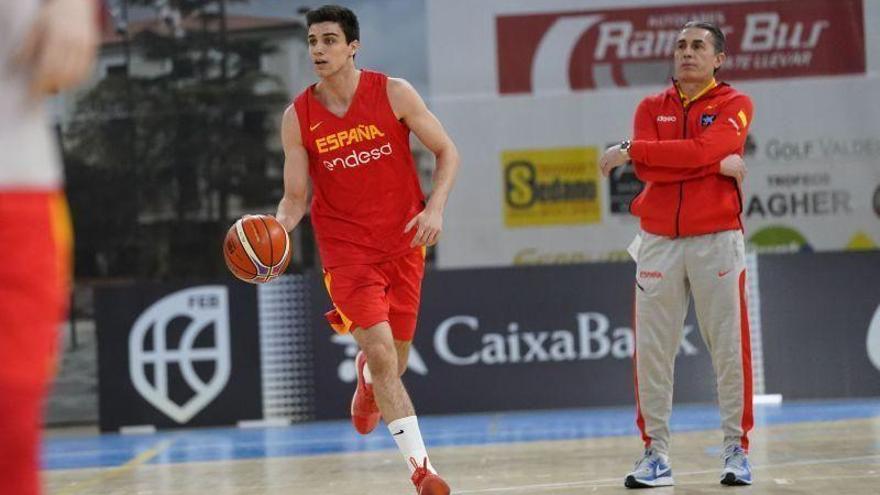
65;0;292;280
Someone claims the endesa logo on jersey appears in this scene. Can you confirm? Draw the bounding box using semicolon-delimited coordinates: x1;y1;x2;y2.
496;0;865;94
322;143;393;171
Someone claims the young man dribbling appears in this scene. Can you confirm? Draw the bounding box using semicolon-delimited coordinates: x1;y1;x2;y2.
275;5;459;494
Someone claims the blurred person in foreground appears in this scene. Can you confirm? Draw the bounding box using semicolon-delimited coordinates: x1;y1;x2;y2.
275;5;459;494
599;21;754;489
0;0;99;493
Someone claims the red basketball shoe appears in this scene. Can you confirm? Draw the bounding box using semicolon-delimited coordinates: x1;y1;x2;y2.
410;458;450;495
351;351;381;434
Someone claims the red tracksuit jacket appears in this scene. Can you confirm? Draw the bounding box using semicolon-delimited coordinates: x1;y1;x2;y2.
628;82;753;237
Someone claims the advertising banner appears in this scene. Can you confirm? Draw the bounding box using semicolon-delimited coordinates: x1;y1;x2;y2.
92;251;880;426
308;263;717;419
496;0;865;94
96;283;263;431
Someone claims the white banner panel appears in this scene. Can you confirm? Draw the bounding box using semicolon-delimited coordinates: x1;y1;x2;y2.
428;0;880;268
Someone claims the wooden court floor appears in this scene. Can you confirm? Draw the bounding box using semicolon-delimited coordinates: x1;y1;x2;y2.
44;407;880;495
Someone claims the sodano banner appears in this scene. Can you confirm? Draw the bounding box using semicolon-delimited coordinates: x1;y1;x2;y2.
502;147;601;227
427;0;879;269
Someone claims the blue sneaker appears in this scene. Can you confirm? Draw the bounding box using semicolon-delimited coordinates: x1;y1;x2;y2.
625;448;674;488
721;445;752;486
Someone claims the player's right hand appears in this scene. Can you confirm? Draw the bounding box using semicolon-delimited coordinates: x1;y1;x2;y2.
14;0;99;98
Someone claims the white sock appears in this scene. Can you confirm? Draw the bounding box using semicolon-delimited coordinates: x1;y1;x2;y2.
388;416;435;474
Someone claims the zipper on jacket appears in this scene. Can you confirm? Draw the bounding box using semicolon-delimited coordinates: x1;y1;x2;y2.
674;105;689;238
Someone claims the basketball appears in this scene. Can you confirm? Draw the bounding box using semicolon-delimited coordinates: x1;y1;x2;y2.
223;214;291;283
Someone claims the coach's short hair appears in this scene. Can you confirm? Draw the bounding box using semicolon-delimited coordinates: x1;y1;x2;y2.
681;20;726;54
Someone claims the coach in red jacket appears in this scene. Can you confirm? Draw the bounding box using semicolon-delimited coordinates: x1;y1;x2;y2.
600;21;754;489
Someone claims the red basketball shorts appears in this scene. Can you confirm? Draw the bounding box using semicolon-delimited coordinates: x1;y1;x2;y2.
0;191;72;495
0;384;45;495
323;247;426;341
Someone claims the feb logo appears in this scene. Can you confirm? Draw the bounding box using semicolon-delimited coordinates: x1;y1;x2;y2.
867;303;880;373
128;286;231;423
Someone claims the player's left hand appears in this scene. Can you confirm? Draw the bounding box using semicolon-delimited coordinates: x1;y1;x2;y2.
404;207;443;247
600;144;629;177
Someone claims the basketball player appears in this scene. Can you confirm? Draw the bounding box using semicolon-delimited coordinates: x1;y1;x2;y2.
0;1;99;494
599;21;754;488
275;5;459;494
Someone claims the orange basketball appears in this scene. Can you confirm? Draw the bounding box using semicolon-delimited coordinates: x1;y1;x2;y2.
223;214;291;283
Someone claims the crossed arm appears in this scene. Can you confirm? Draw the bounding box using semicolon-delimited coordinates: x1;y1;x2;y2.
601;96;752;185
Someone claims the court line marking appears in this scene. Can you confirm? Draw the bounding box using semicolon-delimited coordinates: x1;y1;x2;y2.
44;414;880;467
53;439;173;495
454;454;880;493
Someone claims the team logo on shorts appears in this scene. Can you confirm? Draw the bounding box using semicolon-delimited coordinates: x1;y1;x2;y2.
128;286;232;423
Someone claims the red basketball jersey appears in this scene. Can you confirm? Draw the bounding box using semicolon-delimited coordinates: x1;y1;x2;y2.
293;70;425;267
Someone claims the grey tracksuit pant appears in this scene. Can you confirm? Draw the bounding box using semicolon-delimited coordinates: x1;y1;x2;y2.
634;229;754;456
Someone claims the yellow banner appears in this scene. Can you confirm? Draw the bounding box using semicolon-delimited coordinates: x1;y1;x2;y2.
502;147;600;227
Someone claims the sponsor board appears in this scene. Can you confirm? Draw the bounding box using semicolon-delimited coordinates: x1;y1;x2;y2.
744;131;880;252
496;0;865;94
309;263;715;418
502;147;600;227
96;283;262;431
761;136;880;164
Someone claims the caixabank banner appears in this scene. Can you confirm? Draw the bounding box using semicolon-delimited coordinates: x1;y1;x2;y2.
308;262;717;419
93;251;880;427
96;284;263;431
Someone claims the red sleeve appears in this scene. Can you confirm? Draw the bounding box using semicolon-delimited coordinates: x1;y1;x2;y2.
630;98;720;183
630;94;753;168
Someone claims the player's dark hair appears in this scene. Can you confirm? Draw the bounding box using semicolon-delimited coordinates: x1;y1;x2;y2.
306;5;360;44
681;21;726;54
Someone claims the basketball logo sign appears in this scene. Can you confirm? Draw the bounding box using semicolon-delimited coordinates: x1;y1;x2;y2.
128;286;232;423
867;303;880;373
